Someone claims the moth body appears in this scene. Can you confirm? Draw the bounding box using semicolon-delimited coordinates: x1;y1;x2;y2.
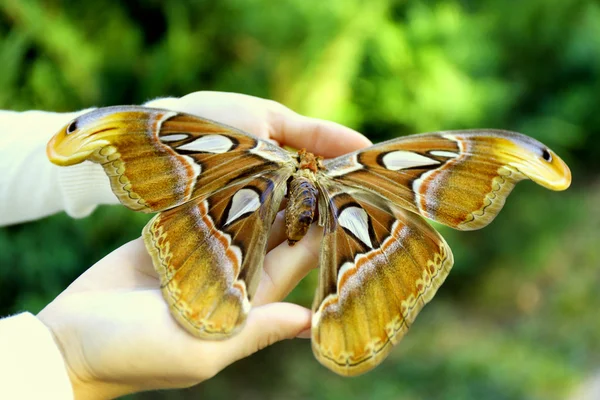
285;162;321;245
283;149;328;245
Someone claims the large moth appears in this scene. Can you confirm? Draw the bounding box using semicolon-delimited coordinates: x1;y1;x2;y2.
47;106;571;376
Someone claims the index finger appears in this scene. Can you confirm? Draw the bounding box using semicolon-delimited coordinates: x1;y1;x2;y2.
268;105;372;158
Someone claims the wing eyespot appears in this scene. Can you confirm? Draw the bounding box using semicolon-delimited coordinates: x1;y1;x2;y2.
541;148;552;163
66;121;77;135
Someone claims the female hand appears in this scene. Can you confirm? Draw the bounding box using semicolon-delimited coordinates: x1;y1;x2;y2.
38;91;371;399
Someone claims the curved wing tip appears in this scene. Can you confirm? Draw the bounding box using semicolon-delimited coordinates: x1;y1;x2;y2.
549;165;572;191
515;148;572;191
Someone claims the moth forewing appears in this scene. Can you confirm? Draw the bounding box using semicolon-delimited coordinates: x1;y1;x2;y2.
324;130;571;230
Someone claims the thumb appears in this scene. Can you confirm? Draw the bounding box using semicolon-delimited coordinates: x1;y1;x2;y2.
222;303;312;364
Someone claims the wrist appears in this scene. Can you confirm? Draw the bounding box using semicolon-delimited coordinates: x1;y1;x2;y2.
68;376;137;400
37;309;137;400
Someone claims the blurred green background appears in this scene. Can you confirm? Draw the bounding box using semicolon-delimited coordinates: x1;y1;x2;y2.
1;0;598;399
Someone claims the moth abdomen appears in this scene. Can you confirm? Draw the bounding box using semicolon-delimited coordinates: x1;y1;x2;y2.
285;170;319;245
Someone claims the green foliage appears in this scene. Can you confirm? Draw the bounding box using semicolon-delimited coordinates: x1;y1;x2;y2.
1;0;598;399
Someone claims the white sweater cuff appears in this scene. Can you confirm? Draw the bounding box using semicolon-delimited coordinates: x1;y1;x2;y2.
57;161;118;218
0;313;73;399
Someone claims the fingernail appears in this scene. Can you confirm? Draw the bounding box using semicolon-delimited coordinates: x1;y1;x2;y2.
296;328;311;339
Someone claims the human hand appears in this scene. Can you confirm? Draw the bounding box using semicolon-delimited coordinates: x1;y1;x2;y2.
38;91;371;399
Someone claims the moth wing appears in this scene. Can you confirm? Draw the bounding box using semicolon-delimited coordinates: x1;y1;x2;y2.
324;130;570;230
48;106;294;212
311;182;453;376
144;169;292;338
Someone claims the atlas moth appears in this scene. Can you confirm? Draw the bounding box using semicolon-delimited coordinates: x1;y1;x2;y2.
47;106;571;376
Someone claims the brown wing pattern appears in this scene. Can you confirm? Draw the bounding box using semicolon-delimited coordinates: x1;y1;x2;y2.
47;106;293;212
325;130;571;230
311;184;453;376
47;106;294;339
48;107;572;376
144;170;291;338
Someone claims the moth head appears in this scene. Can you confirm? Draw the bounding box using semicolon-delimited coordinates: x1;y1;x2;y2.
46;107;143;166
503;135;571;191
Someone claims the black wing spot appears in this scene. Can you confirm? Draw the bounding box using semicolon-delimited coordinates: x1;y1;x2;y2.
542;148;552;163
66;121;77;134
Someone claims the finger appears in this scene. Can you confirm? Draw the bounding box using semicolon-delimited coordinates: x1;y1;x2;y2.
266;211;287;252
253;224;323;306
218;302;312;366
268;103;372;158
154;91;273;139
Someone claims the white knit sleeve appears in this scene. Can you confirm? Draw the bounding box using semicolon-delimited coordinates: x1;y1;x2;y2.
0;99;181;226
0;313;73;399
0;109;118;226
